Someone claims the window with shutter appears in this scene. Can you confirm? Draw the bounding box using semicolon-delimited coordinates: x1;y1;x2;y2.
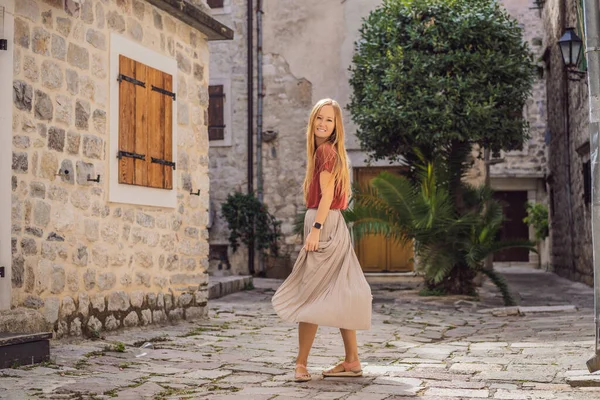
583;160;591;205
118;55;175;190
208;85;225;141
207;0;224;8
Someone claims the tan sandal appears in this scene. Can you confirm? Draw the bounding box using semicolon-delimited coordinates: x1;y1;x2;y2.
294;363;311;382
322;360;363;377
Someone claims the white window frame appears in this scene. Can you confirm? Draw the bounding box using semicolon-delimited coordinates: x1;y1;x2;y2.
109;33;178;208
208;77;232;147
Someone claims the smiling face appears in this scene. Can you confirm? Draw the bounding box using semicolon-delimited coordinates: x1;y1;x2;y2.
313;105;336;141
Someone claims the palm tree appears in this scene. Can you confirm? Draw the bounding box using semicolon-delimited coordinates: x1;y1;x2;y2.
344;160;534;306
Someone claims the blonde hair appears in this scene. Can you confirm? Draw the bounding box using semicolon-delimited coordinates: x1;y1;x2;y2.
302;98;351;204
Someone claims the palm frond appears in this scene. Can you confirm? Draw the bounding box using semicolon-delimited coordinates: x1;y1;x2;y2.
480;268;516;306
293;208;307;236
487;239;536;255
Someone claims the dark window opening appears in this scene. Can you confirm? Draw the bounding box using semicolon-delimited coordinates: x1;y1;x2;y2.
207;0;224;9
583;160;591;205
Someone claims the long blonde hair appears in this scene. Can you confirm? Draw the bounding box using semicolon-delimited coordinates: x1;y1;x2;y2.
302;99;351;204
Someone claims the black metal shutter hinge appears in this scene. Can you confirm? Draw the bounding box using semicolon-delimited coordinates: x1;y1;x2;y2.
152;85;176;101
118;73;146;87
117;151;146;160
151;157;176;170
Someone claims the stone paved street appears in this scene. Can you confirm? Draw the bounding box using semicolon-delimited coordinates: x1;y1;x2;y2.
1;266;599;399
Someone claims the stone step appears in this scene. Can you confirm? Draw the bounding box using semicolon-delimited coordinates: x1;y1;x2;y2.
0;332;52;369
208;275;253;300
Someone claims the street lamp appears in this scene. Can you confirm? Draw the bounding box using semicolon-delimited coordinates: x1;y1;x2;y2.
559;28;585;76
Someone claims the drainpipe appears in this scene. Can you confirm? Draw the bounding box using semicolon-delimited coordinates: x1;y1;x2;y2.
583;0;600;373
563;69;577;277
256;0;265;274
247;0;255;275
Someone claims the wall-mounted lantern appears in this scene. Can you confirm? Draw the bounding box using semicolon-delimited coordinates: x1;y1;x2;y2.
558;28;586;80
559;28;583;68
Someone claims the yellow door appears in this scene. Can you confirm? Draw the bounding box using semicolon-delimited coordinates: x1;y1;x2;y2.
354;168;414;272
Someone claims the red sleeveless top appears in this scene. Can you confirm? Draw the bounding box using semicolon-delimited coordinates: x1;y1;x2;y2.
306;143;348;210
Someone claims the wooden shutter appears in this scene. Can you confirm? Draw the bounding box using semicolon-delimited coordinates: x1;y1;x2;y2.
147;66;174;189
118;55;141;185
118;55;175;190
208;85;225;141
584;160;591;204
207;0;224;8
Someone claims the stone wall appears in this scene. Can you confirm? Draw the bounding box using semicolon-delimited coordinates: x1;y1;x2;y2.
490;0;548;180
207;0;252;276
542;0;593;285
465;0;548;184
11;0;212;336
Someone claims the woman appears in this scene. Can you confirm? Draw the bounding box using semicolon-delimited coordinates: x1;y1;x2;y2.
271;98;373;382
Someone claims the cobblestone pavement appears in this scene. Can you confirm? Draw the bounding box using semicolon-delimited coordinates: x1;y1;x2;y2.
1;266;599;400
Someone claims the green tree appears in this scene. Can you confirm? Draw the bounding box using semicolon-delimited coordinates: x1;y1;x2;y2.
347;0;536;293
348;0;535;182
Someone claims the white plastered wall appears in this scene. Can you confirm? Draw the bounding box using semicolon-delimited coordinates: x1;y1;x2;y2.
0;0;14;310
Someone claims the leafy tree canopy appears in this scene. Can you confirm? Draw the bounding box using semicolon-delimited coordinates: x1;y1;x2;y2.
349;0;536;163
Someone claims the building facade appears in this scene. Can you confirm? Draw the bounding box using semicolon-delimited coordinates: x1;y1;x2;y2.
468;0;550;268
206;0;550;277
1;0;233;336
541;0;592;285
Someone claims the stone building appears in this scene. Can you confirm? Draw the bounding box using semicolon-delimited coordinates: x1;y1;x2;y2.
467;0;550;269
1;0;233;336
540;0;593;285
206;0;550;277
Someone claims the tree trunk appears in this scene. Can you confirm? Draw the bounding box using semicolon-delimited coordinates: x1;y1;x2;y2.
427;141;478;295
428;263;477;295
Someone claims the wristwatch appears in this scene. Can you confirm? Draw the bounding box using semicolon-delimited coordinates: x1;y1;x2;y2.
312;222;322;230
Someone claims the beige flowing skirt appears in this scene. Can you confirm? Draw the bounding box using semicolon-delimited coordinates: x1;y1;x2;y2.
272;209;372;330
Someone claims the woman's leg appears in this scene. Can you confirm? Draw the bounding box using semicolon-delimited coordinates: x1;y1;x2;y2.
325;328;361;373
296;322;318;375
340;328;360;362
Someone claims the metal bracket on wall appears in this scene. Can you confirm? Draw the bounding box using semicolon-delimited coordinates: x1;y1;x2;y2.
0;266;5;278
87;174;101;183
0;6;7;51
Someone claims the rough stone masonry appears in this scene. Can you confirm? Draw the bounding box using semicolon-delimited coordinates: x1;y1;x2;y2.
10;0;215;337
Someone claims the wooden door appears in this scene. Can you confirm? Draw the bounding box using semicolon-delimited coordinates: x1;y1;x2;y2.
493;191;530;262
354;168;414;272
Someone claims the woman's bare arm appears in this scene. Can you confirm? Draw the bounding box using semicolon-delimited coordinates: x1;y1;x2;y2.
304;170;334;251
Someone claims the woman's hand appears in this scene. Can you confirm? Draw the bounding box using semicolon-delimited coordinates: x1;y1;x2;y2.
304;228;320;252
